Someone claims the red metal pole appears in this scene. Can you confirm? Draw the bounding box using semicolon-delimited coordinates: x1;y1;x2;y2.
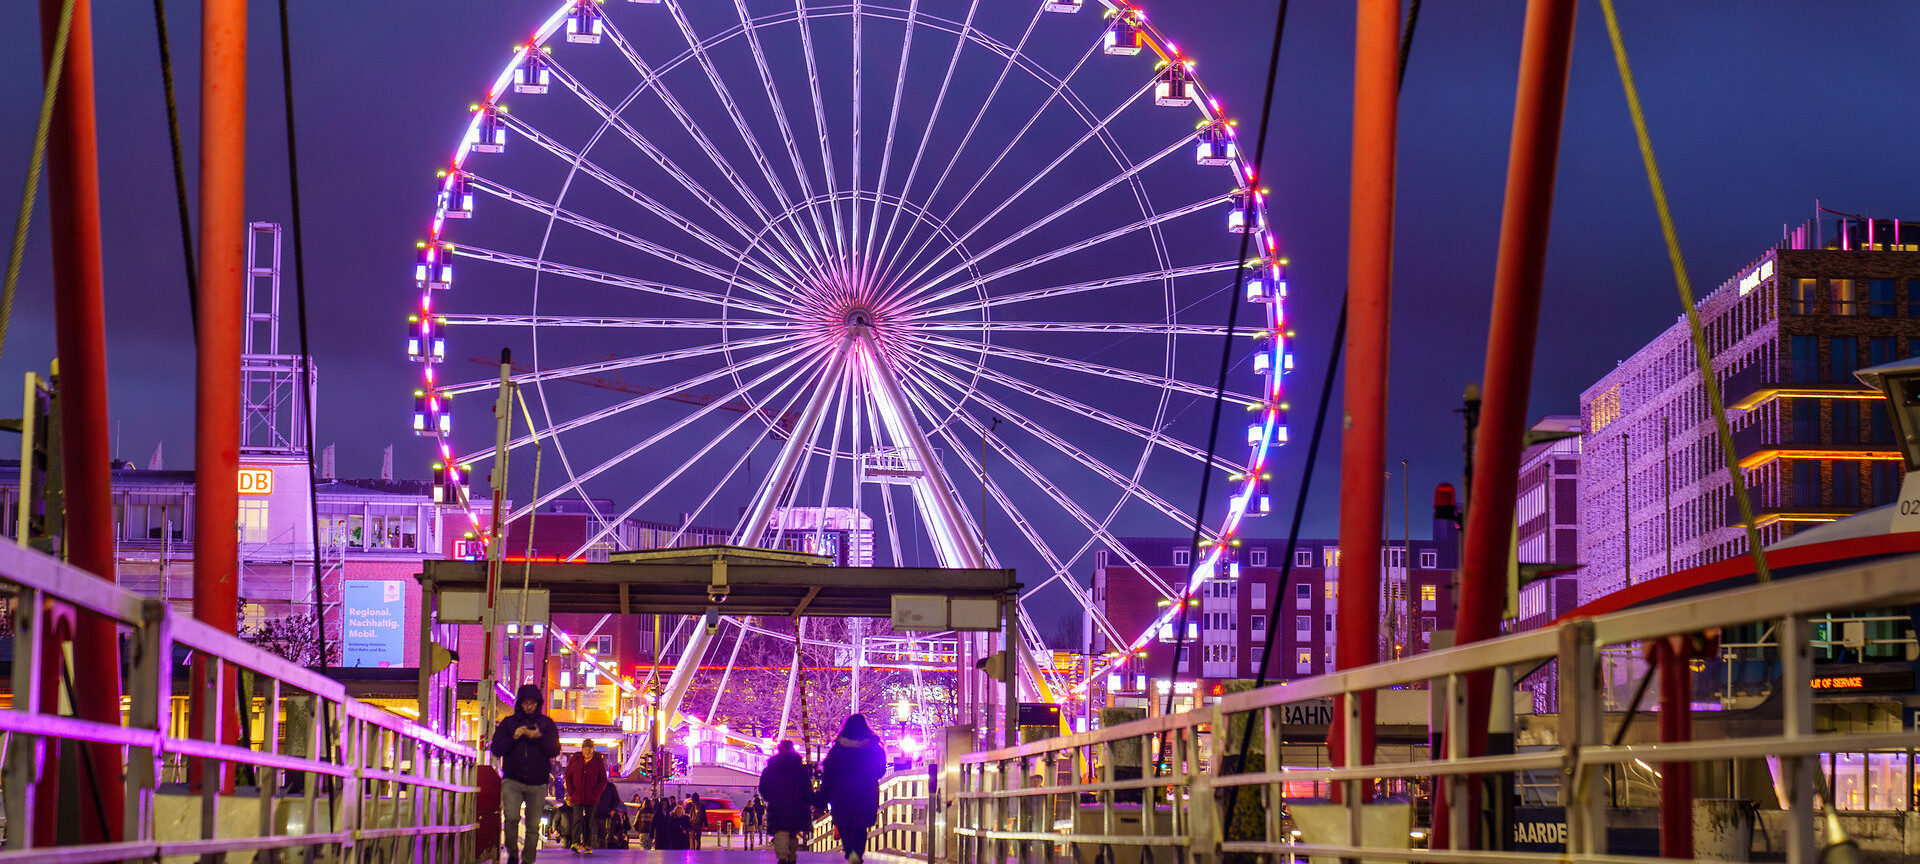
192;0;246;788
1446;0;1578;849
1330;0;1398;795
37;0;125;843
1656;640;1695;858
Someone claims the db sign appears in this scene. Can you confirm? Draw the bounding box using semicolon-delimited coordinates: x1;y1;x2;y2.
238;468;275;495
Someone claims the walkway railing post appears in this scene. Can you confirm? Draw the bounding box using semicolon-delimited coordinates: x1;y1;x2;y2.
1779;614;1816;864
1559;619;1603;856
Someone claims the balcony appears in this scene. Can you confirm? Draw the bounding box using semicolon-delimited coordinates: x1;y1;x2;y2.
1723;362;1774;410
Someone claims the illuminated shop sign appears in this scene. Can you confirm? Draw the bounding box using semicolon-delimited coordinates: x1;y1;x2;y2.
1809;671;1913;693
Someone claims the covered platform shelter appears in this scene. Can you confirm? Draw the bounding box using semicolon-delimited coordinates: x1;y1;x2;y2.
413;545;1020;740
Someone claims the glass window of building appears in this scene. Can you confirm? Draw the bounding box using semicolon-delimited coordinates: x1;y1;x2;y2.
1833;464;1861;507
1833;402;1860;444
1295;615;1311;633
1832;336;1860;383
1791;461;1820;507
1249;548;1267;567
1420;584;1437;610
1868;753;1908;811
1173;548;1190;567
1829;279;1857;315
1294;549;1313;567
1790;399;1820;445
238;500;270;544
1794;278;1820;315
1420;549;1438;569
1871;462;1901;505
1870;336;1898;367
1868;279;1896;316
1909;280;1920;317
1791;335;1819;381
1295;583;1310;604
1252;615;1266;632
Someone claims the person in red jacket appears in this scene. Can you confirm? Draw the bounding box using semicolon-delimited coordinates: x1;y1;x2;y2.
564;740;608;854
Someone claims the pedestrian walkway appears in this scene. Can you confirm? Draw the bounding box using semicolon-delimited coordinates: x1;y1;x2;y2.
528;852;850;863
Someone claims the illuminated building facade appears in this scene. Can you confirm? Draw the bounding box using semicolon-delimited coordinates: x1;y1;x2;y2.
1578;213;1920;604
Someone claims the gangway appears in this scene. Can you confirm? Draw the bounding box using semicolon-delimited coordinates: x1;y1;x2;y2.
0;540;479;861
939;553;1920;864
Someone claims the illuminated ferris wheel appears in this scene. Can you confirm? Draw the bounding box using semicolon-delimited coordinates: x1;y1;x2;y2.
407;0;1289;695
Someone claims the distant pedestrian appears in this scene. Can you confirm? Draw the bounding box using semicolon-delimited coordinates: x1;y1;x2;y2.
564;739;608;854
818;714;887;864
489;684;562;864
686;793;707;850
745;794;769;845
636;797;656;849
760;741;815;864
658;801;693;850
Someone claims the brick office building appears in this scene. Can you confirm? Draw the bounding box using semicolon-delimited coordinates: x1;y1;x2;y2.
1089;495;1461;709
1578;212;1920;604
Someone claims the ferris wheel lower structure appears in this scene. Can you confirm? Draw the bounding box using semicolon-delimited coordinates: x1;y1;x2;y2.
409;0;1292;724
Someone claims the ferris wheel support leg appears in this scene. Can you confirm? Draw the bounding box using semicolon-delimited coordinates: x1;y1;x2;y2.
738;341;850;545
853;335;984;570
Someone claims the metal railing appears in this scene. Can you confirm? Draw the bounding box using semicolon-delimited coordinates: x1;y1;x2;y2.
951;552;1920;864
0;540;479;862
807;769;931;859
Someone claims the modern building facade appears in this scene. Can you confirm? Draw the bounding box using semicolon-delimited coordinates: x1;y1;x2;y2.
1090;500;1460;710
1578;213;1920;604
1516;415;1583;567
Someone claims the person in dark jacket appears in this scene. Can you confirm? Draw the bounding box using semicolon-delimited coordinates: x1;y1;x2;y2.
685;793;707;849
818;714;887;864
564;740;608;853
759;741;815;864
657;801;693;850
489;684;562;864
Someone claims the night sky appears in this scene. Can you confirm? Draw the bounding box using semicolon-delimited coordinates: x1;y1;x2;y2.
0;2;1916;605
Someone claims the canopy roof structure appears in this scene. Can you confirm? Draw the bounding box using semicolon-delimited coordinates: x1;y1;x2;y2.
418;544;1019;618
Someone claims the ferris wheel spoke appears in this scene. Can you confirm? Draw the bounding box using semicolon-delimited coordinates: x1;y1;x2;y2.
564;345;835;558
878;75;1150;300
437;315;800;331
869;0;979;283
912;332;1260;408
891;192;1230;318
547;53;824;273
849;0;865;265
890;144;1213;314
453;341;805;468
488;116;803;288
913;320;1235;337
791;0;848;262
910;357;1203;538
651;7;819;247
912;343;1240;475
883;4;1048;282
861;384;908;568
727;0;840;263
513;340;829;524
439;331;786;402
908;260;1241;320
860;0;922;269
455;246;789;317
903;370;1177;601
464;175;791;307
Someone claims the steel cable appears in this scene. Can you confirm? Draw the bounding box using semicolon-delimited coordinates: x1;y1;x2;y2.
0;0;78;369
152;0;198;337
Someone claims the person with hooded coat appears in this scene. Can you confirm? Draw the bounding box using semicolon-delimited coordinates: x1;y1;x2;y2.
758;740;815;864
489;684;562;864
817;714;888;864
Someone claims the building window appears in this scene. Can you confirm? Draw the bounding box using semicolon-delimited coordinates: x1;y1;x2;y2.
1296;651;1312;673
239;500;270;544
1833;463;1861;507
1870;336;1898;368
1251;583;1267;609
1790;335;1819;382
1252;615;1267;632
1294;549;1313;567
1173;548;1190;567
1790;461;1820;507
1420;584;1437;611
1832;336;1859;383
1793;278;1819;316
1909;280;1920;318
1295;615;1311;633
1868;279;1896;316
1325;581;1337;600
1295;583;1310;606
1251;646;1264;669
1871;462;1901;505
1829;279;1857;316
1834;402;1860;444
1790;399;1820;445
1383;547;1407;568
1420;549;1438;569
1249;548;1267;567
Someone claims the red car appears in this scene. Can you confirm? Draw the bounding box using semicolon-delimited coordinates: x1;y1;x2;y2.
697;796;741;833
